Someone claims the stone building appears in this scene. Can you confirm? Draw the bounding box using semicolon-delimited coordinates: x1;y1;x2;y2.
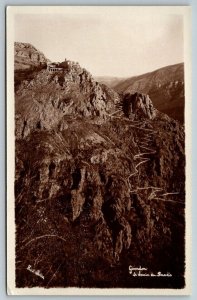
47;63;63;73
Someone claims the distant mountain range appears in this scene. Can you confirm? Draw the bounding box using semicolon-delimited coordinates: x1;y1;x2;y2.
95;76;126;89
97;63;184;123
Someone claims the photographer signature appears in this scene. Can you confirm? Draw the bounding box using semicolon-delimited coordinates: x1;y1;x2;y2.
129;266;172;277
27;264;44;279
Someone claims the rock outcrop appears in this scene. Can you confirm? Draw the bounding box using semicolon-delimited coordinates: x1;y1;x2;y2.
122;92;156;120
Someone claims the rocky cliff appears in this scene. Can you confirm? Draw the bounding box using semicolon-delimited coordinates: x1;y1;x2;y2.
15;58;120;139
14;43;185;289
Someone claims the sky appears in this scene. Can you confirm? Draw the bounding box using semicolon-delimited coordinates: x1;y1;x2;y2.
14;9;184;77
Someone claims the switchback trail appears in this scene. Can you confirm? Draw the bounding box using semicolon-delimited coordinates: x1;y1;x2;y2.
126;120;182;205
109;109;182;206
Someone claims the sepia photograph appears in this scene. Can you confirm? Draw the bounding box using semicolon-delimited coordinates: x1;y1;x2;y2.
6;6;191;295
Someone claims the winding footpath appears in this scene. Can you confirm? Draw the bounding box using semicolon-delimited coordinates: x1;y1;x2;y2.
109;110;183;206
127;120;183;205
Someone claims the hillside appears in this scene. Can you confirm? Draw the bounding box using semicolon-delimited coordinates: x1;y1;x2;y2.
111;63;184;123
14;43;185;289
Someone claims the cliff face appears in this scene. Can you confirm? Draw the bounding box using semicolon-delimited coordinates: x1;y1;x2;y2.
15;43;185;289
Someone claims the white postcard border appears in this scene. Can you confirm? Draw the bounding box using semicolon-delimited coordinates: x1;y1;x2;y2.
6;5;192;296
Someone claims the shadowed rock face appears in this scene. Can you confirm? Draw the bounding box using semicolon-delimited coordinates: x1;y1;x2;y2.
14;43;185;289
